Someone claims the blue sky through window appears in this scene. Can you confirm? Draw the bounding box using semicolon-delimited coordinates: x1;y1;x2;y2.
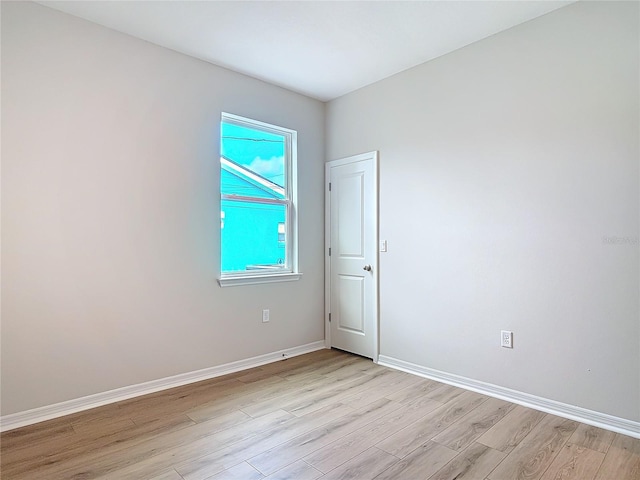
221;123;285;187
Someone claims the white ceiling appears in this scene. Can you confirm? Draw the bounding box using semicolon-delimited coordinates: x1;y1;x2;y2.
38;1;574;101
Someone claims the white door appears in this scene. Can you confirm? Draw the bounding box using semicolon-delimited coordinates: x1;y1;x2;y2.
325;152;378;360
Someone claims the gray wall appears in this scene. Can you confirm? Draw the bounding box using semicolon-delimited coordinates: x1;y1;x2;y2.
327;1;639;421
1;2;325;415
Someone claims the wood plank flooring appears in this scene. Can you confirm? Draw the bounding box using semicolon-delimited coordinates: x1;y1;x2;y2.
1;349;639;480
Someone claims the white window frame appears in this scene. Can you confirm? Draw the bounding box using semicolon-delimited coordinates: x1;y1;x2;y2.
218;113;301;287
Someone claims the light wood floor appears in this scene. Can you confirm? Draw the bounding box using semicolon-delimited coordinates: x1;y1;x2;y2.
1;349;639;480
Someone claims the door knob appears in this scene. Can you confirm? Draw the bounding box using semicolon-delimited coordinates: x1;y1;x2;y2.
363;265;372;271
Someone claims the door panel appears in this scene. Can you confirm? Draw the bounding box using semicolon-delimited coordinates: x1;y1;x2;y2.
326;152;378;359
337;173;365;256
337;274;365;334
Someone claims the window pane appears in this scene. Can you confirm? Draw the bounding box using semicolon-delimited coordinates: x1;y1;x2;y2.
221;122;285;190
221;199;286;272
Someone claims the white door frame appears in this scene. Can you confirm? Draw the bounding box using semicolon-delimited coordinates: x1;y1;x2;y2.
325;151;379;362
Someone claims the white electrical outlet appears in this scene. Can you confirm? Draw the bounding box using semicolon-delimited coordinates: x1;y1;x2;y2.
501;330;513;348
262;309;270;323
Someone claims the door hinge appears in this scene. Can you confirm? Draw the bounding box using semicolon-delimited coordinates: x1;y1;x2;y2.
329;247;331;256
329;182;332;191
329;313;332;322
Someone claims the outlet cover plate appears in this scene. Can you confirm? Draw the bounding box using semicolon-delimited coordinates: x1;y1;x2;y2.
501;330;513;348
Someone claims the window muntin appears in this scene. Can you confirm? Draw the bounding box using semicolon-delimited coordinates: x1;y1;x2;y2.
220;113;297;280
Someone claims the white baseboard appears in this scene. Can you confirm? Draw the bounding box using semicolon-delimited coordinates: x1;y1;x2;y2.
0;341;326;432
378;355;640;440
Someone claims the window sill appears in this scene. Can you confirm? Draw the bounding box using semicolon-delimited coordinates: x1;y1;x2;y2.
218;272;303;287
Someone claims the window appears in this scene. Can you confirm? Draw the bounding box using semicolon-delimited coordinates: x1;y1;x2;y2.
218;113;300;286
277;222;285;245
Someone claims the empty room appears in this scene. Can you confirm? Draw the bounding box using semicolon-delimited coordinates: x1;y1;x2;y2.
1;1;639;479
